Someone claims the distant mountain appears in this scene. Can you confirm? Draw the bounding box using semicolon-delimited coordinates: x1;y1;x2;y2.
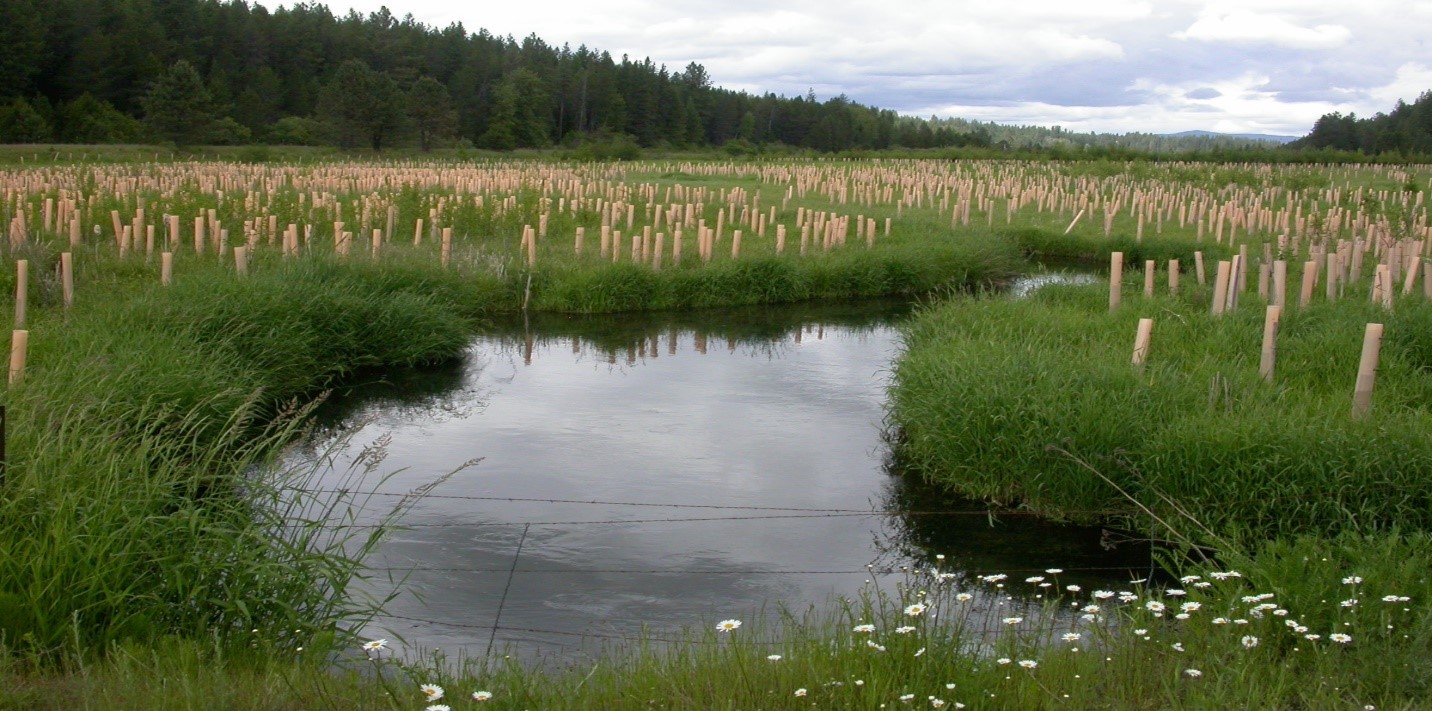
1164;130;1299;144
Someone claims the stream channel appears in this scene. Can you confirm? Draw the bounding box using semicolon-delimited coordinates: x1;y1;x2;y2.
281;270;1146;662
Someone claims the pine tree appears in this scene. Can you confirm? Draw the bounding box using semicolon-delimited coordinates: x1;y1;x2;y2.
141;60;217;148
317;60;405;151
0;98;52;143
406;76;457;151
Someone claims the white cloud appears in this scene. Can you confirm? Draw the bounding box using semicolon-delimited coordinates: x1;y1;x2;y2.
1367;63;1432;106
1171;10;1351;48
254;0;1432;136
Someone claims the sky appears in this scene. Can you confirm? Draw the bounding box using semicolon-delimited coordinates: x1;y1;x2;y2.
261;0;1432;137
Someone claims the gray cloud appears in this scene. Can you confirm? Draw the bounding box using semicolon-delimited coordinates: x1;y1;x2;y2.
262;0;1432;135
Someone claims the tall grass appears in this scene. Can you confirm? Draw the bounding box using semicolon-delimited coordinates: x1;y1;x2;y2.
5;529;1427;709
1002;225;1235;264
530;236;1019;313
0;256;480;659
889;280;1432;540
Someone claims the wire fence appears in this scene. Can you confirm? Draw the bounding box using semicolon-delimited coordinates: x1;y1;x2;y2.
307;487;1163;653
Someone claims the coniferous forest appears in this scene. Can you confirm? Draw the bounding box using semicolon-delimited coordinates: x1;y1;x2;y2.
1291;91;1432;156
0;0;998;151
0;0;1429;157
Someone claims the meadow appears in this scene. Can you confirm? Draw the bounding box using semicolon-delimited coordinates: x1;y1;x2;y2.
1;152;1429;708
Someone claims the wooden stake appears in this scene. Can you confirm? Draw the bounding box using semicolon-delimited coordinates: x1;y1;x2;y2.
1272;260;1288;308
8;330;27;385
1259;305;1280;382
61;252;73;308
1109;251;1123;311
1298;260;1317;308
1132;318;1154;367
13;260;27;329
1326;253;1340;300
1211;261;1231;315
1351;323;1384;418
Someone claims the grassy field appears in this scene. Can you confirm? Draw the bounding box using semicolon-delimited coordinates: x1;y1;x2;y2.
1;153;1429;708
889;285;1432;538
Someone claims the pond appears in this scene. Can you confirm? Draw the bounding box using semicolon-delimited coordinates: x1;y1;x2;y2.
281;274;1148;661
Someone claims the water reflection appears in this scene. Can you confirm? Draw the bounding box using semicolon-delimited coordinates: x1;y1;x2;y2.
286;287;1139;663
874;473;1152;592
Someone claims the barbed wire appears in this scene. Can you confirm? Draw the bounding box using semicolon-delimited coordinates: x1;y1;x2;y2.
286;511;1135;528
368;607;1094;649
286;490;1005;512
360;565;1146;575
371;613;778;645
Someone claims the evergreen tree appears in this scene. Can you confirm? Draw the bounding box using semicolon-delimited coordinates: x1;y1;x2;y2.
406;76;457;151
141;60;217;148
0;0;46;100
478;69;549;149
58;93;144;143
317;59;405;150
0;98;53;143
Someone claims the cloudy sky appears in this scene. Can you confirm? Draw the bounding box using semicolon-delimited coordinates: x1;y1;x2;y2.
265;0;1432;136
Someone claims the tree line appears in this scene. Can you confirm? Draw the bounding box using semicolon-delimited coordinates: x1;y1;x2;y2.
1292;91;1432;156
0;0;1426;158
0;0;996;152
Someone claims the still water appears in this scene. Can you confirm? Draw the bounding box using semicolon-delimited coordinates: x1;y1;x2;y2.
284;284;1147;660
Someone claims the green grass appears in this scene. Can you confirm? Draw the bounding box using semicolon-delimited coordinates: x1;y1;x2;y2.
0;255;489;658
3;530;1428;709
2;155;1430;707
889;278;1432;540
